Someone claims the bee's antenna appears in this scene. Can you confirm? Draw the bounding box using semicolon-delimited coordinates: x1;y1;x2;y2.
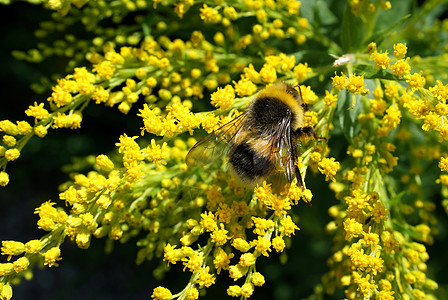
294;84;303;100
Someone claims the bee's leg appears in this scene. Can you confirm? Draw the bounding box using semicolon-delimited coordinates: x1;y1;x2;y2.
294;164;312;207
295;127;327;142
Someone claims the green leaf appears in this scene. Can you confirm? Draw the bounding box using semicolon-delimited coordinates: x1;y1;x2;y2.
334;90;361;142
340;1;364;52
369;14;411;47
352;64;402;81
314;0;338;26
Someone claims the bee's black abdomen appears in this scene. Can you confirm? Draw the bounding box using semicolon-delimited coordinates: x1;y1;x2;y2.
249;97;290;134
229;143;274;182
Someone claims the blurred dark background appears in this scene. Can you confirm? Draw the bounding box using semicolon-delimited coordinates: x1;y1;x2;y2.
0;2;447;300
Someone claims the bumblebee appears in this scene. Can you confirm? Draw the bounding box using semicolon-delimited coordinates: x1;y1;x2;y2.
186;82;320;194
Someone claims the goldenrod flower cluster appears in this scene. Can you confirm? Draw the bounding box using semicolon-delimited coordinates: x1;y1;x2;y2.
1;0;447;299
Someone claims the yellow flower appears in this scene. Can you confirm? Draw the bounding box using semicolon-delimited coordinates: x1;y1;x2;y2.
367;42;377;54
163;243;181;264
251;236;271;257
323;91;337;107
378;104;402;137
279;215;300;237
95;154;115;173
303;111;318;129
0;171;9;186
0;284;12;300
200;211;218;232
390;58;411;78
232;238;251;252
299;85;319;104
347;74;369;95
4;148;20;161
422;112;441;131
331;72;349;90
343;218;363;240
201;113;220;133
25;102;49;120
93;61;116;80
34;125;48;137
241;282;254;298
371;201;389;222
293;62;312;83
439;157;448;172
213;247;234;274
251;271;265;286
92;86;110;104
200;4;221;23
370;99;387;115
0;120;19;135
228;264;248;280
429;80;448;102
16;121;32;135
233;78;258;97
43;247;62;267
354;274;378;297
227;285;241;297
372;51;390;69
382;1;392;10
138;104;164;136
151;286;172;300
259;63;277;83
143;139;168;166
197;266;215;288
272;236;285;252
210;224;230;246
318;157;340;182
239;252;256;267
242;64;261;83
182;252;203;273
359;228;380;251
0;263;14;276
13;256;30;273
1;241;25;260
104;51;124;64
210;85;235;110
2;135;15;147
216;203;233;223
393;43;407;59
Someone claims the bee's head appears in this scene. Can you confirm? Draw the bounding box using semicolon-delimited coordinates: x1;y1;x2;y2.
301;102;311;112
284;83;301;100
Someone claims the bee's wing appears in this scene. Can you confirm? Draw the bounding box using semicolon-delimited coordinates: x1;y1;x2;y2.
186;113;248;167
266;113;297;194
